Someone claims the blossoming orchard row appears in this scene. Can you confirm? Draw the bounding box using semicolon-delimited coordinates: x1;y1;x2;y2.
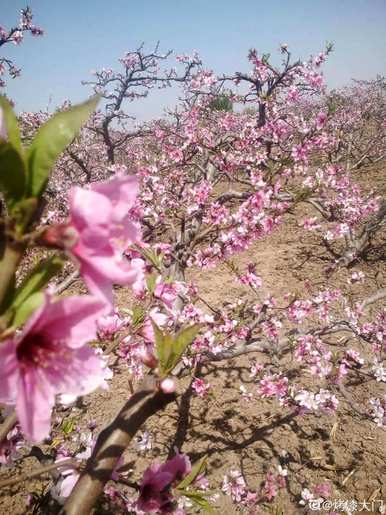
0;6;385;514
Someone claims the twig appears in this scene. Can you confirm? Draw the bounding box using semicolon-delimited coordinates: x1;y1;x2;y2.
359;289;386;310
62;376;175;515
53;270;80;295
0;411;17;444
0;458;80;489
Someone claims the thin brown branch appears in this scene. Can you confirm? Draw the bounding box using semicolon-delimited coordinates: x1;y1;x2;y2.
53;270;80;295
0;458;80;489
360;289;386;310
62;376;175;515
0;411;17;444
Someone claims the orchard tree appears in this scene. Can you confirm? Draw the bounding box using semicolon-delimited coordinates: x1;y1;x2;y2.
0;6;43;91
0;17;385;513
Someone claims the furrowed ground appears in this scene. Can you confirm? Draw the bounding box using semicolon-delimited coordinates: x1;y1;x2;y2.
1;161;385;514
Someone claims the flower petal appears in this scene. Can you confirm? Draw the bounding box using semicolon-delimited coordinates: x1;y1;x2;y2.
0;339;19;404
39;295;106;348
16;368;54;442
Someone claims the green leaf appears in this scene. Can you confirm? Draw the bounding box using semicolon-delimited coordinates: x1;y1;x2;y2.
131;304;146;328
152;320;166;368
12;291;44;328
26;96;99;197
10;197;38;233
181;490;216;513
61;417;76;435
170;324;201;367
0;96;23;153
12;255;64;311
146;273;158;294
135;246;162;269
151;321;173;376
0;143;26;207
177;456;207;490
0;276;15;316
152;322;201;376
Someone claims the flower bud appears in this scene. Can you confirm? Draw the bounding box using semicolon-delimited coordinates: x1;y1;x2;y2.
160;378;176;394
138;347;158;369
40;224;79;249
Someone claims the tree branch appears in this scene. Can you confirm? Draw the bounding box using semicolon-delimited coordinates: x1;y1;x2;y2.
61;376;175;515
0;458;80;489
0;410;17;444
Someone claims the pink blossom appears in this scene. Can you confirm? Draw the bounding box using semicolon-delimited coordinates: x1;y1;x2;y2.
137;346;158;369
154;280;179;309
250;361;264;377
263;471;286;501
238;263;262;289
286;86;300;103
140;309;168;343
372;359;386;382
45;175;141;307
258;374;288;401
12;30;23;44
294;388;338;414
344;349;364;366
51;444;93;504
292;144;308;163
369;397;386;427
131;257;147;297
191;378;211;398
160;378;176;393
301;217;321;231
293;390;318;412
314;482;332;498
0;294;107;441
315;389;339;414
0;425;23;465
315;111;327;130
137;452;191;513
222;470;247;503
30;26;44;36
97;311;127;340
349;270;365;284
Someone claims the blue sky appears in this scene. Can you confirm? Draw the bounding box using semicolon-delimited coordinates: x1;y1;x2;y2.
2;0;386;119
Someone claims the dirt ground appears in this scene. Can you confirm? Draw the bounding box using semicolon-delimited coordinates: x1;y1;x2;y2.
0;163;385;514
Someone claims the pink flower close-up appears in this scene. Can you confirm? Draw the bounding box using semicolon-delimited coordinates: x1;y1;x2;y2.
0;294;108;442
52;175;141;307
137;452;191;513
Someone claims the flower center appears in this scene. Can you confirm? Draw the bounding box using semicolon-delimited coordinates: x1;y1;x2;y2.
16;332;58;369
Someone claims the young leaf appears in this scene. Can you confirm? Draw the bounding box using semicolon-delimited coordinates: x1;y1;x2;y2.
61;417;76;435
27;95;99;197
0;143;26;206
0;96;23;153
176;456;207;490
182;490;216;513
152;323;201;376
131;304;146;328
151;321;173;376
146;273;158;294
140;247;162;269
12;255;64;310
12;291;44;328
171;324;201;366
10;197;38;233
